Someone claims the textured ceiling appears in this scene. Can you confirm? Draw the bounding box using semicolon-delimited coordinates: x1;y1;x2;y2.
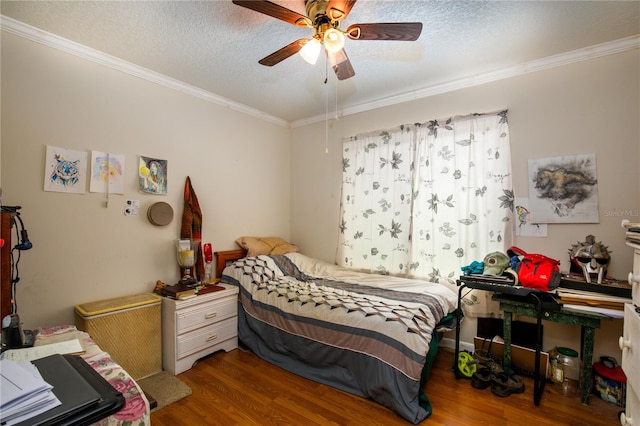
2;1;639;124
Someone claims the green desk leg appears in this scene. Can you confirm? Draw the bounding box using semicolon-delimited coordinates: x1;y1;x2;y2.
580;326;595;405
503;311;512;374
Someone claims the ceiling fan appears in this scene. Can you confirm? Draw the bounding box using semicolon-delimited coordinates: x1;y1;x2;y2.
232;0;423;80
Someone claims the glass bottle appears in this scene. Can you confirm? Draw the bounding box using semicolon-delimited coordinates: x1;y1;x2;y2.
550;347;581;397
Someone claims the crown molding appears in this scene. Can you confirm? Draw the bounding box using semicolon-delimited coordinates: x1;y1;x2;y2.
2;15;637;129
0;15;290;129
291;34;640;128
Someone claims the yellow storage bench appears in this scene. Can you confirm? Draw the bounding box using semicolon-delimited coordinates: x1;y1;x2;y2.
75;293;162;380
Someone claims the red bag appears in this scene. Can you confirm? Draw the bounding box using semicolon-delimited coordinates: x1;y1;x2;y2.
507;246;561;291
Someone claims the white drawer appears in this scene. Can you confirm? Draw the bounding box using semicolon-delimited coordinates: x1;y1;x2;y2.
631;248;640;306
176;316;238;359
175;298;236;334
621;303;640;392
622;383;640;426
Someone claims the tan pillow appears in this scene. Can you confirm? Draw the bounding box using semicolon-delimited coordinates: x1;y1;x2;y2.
235;236;299;257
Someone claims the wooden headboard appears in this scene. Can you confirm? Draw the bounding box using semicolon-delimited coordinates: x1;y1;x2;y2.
214;249;247;279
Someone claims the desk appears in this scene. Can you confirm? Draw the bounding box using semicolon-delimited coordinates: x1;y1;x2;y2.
34;325;151;426
454;277;610;407
495;295;608;405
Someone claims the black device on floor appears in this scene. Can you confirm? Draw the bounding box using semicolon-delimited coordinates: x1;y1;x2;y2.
14;354;125;426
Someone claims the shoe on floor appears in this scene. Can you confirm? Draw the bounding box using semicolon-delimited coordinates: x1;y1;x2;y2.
471;367;493;389
491;372;525;397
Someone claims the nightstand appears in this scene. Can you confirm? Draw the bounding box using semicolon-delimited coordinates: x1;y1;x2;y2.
161;284;239;375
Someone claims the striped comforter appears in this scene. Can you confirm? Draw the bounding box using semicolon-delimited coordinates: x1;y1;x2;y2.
222;253;457;423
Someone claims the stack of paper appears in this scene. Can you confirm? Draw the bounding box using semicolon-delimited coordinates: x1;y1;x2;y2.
556;287;631;318
0;359;61;425
623;221;640;248
0;339;84;362
556;287;632;310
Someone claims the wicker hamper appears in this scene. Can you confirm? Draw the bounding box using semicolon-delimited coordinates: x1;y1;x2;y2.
75;293;162;380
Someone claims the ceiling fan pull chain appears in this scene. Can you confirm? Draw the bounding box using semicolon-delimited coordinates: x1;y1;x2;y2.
325;53;329;154
324;49;329;85
335;78;339;120
325;73;329;154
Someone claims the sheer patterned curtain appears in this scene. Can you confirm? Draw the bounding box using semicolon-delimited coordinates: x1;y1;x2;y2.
337;110;514;317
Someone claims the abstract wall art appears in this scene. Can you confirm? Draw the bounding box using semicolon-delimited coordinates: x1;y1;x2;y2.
528;154;599;223
89;151;125;194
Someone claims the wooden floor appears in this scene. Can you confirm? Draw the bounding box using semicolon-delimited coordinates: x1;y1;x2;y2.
150;347;622;425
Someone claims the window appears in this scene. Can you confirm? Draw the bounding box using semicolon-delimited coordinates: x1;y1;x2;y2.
337;110;514;306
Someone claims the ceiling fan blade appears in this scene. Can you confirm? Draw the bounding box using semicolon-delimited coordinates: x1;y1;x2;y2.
326;0;357;21
328;49;355;81
259;38;310;66
232;0;312;27
346;22;423;41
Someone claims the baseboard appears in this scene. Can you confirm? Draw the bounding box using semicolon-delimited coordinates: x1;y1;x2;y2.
440;336;474;353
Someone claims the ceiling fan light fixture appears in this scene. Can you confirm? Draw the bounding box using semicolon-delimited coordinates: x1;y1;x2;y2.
299;38;321;64
323;28;345;53
232;1;423;80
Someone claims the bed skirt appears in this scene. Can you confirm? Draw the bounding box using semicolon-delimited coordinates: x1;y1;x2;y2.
237;303;447;424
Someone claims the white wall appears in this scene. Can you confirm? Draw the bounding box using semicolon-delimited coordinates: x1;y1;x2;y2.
1;33;291;328
290;49;640;360
2;28;638;362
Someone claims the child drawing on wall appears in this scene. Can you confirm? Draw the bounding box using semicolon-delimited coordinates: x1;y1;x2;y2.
139;156;167;195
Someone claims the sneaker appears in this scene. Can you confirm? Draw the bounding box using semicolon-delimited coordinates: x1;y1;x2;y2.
471;367;493;389
491;372;525;397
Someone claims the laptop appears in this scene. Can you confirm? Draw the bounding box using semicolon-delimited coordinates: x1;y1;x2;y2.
14;354;124;426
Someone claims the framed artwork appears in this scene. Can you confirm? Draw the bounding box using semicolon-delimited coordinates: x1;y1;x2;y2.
138;156;167;195
89;151;125;194
44;146;87;194
528;154;599;223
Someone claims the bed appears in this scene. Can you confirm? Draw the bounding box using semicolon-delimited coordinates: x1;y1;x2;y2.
218;249;458;424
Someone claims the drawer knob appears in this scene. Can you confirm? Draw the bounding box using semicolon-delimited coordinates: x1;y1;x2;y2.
205;312;217;319
619;336;631;351
206;334;218;342
629;272;640;284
